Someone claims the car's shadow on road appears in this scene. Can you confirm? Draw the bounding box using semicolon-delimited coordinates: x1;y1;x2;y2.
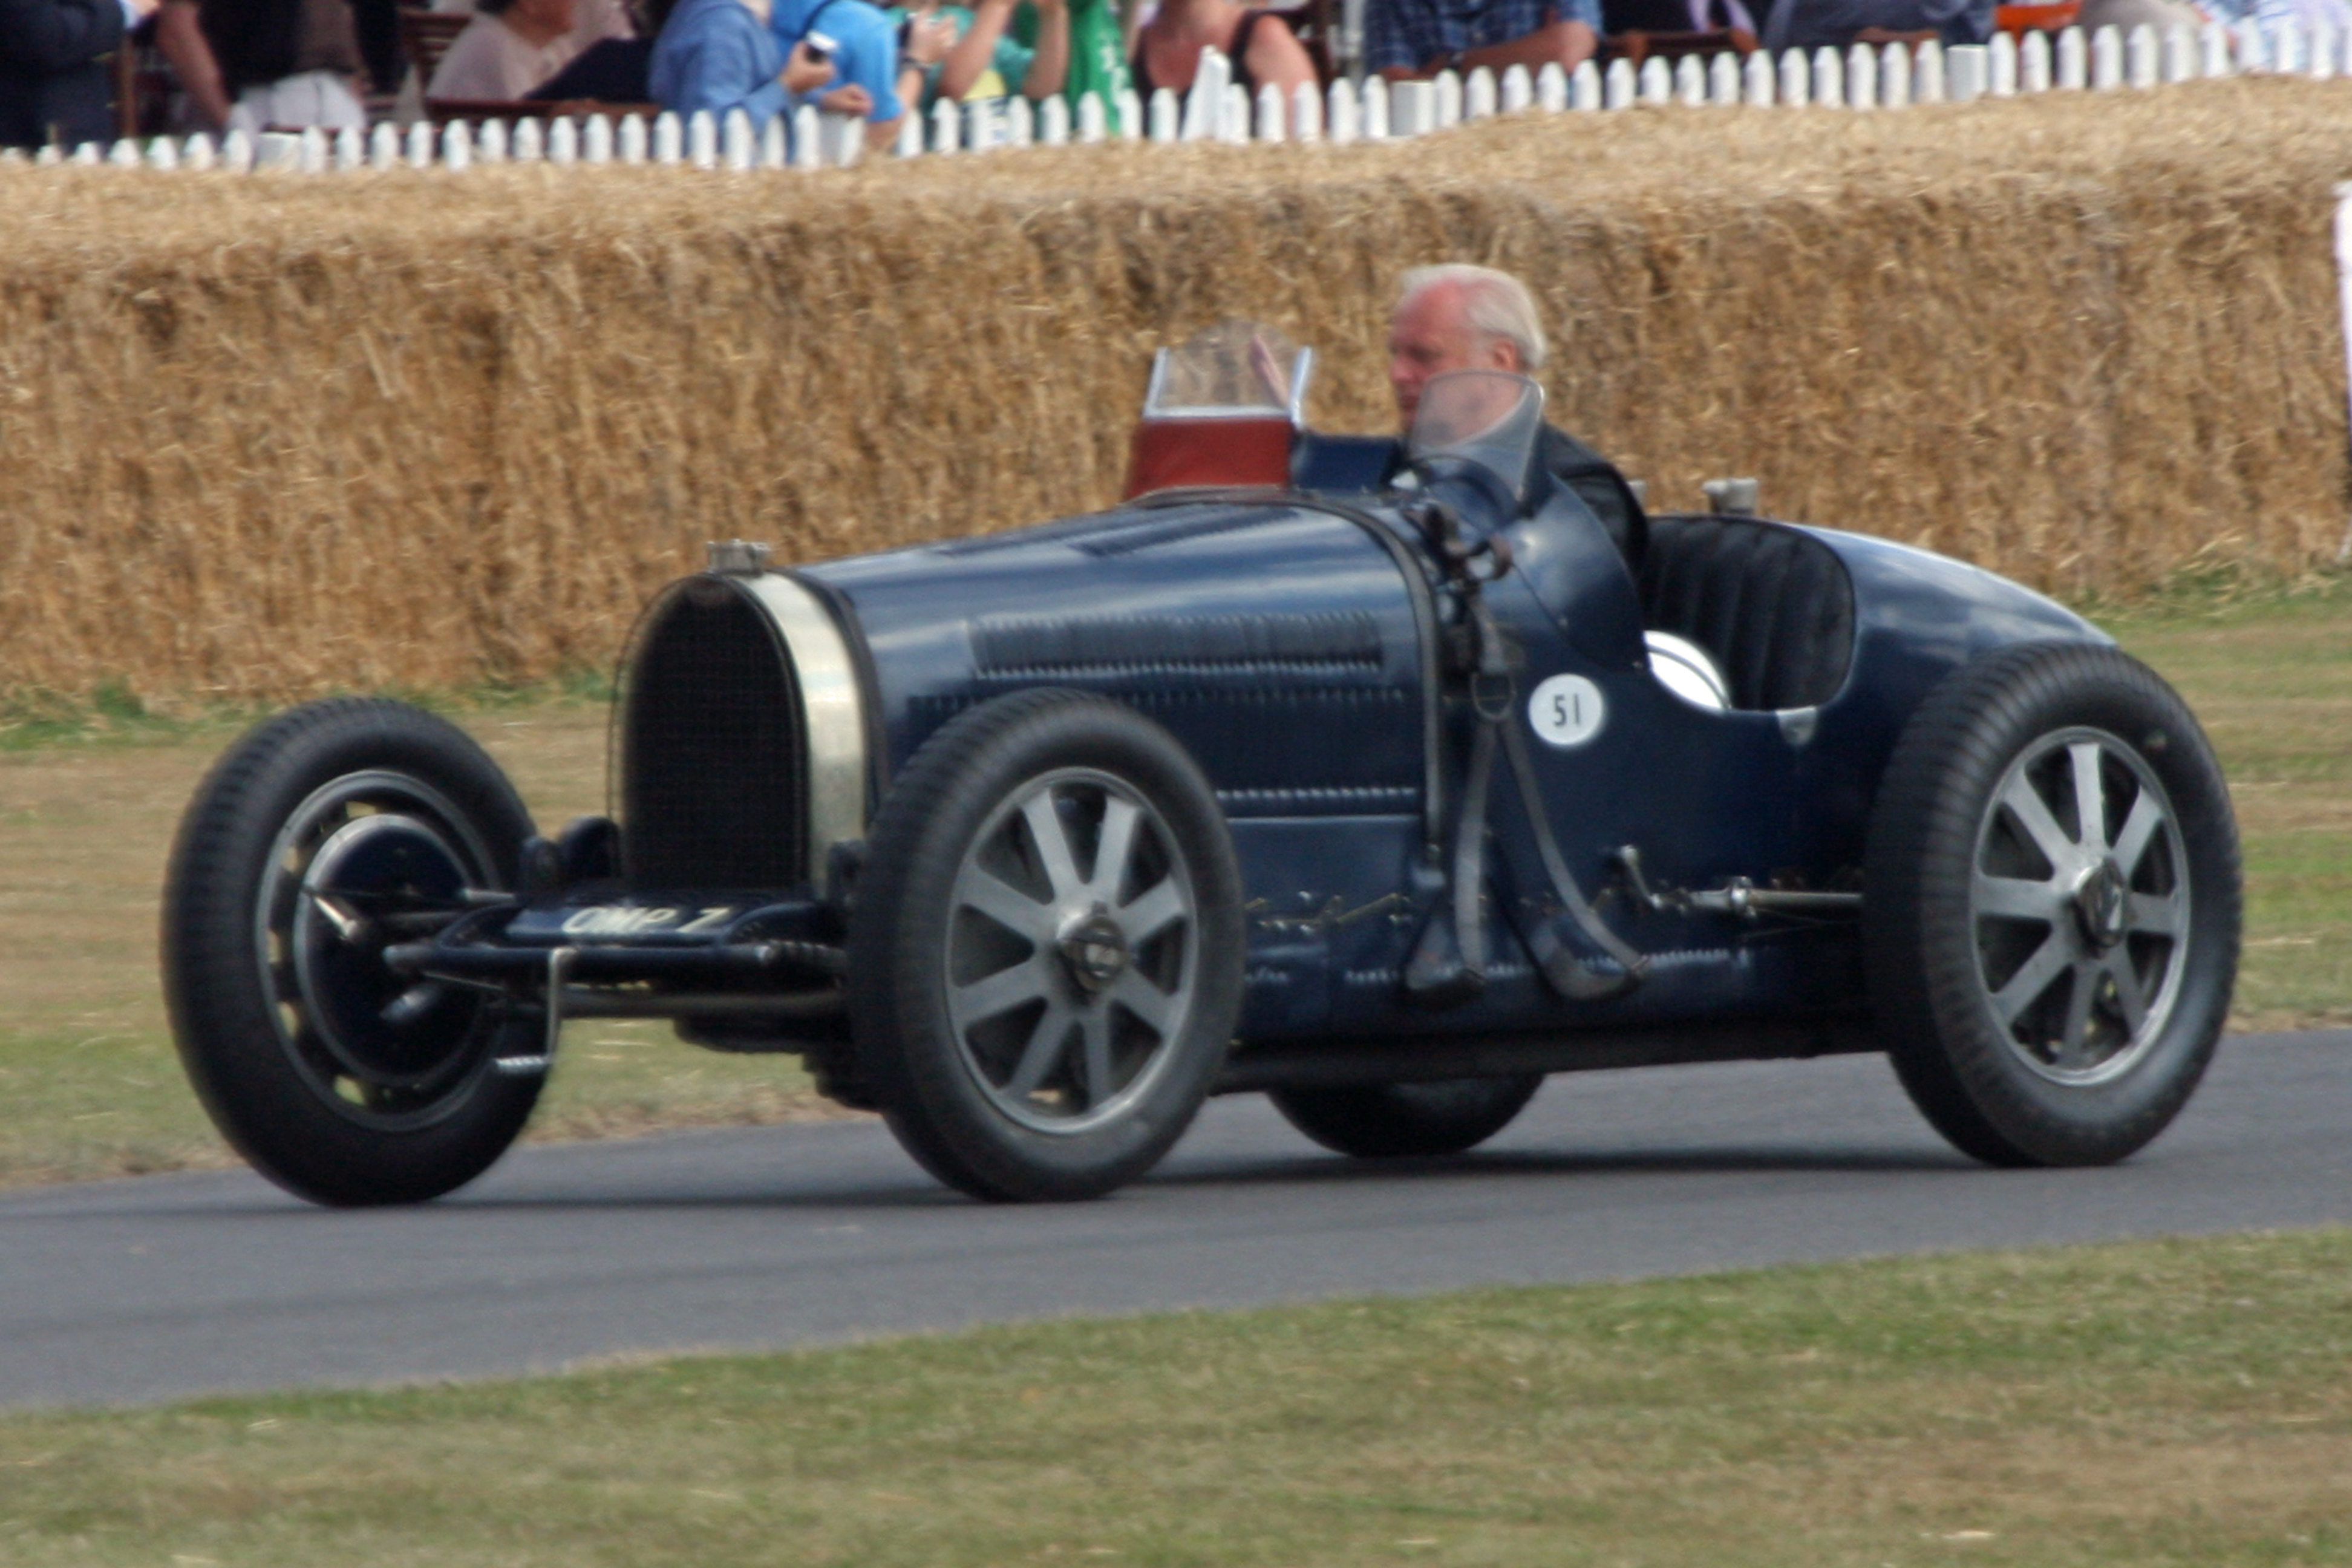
160;1141;1983;1220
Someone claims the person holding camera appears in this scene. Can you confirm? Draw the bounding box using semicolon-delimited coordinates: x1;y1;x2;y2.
650;0;838;128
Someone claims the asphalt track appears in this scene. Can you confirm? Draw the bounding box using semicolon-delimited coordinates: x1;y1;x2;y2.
4;1030;2347;1411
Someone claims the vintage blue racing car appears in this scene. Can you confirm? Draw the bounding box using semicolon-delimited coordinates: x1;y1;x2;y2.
162;332;2240;1205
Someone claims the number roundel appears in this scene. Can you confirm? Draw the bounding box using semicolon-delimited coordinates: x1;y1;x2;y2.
1527;675;1606;748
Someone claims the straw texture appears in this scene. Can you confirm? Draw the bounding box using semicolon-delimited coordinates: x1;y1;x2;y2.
2;78;2346;702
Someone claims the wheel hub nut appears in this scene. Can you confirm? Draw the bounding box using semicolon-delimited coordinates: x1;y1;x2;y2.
1057;908;1129;995
2073;858;2129;950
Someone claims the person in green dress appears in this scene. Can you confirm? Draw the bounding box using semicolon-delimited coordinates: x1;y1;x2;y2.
886;0;1131;128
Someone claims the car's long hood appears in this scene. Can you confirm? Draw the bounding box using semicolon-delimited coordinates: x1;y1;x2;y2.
800;495;1434;815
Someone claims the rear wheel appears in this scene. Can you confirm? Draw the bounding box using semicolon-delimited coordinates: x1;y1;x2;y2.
162;698;543;1206
1864;643;2238;1167
847;690;1245;1201
1271;1075;1544;1158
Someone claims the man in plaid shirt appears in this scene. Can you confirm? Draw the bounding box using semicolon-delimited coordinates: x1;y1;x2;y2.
1365;0;1601;80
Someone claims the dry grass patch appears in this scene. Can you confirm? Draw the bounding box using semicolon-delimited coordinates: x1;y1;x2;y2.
0;1230;2347;1565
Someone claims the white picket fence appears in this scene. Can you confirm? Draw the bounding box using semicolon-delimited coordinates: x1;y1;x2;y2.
8;17;2339;177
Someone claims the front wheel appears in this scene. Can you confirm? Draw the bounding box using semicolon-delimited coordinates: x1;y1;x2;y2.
1864;642;2239;1168
1270;1076;1544;1158
846;690;1246;1201
162;698;544;1206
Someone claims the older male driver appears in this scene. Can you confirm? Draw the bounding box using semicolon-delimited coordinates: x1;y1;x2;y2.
1388;263;1644;565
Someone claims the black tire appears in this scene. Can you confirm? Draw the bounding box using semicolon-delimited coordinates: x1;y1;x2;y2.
846;690;1246;1201
1270;1074;1544;1158
162;697;544;1206
1864;642;2239;1168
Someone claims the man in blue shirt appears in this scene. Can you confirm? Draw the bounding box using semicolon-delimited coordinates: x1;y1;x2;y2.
652;0;840;133
766;0;930;152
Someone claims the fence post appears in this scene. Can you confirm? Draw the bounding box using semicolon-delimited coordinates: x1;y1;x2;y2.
1362;77;1389;136
1182;49;1228;139
1846;43;1878;106
2056;25;2086;86
1501;62;1532;111
517;114;547;162
799;104;828;165
1710;50;1740;103
762;113;790;166
931;97;961;151
618;113;647;163
1116;87;1142;138
1077;90;1108;142
1040;93;1071;144
1328;76;1360;142
687;109;716;166
1675;53;1704;103
2272;18;2305;74
717;108;749;169
403;120;433;168
1630;56;1663;102
367;122;396;169
1007;95;1035;146
1535;60;1567;111
1220;82;1249;140
1778;47;1809;104
2233;17;2264;71
2019;28;2050;90
71;140;103;165
2126;22;2158;85
1872;41;1910;105
1293;78;1323;139
1572;58;1602;108
964;98;993;152
2311;19;2336;76
106;136;139;168
1947;43;1987;99
1257;79;1287;139
583;113;612;163
185;132;216;170
1743;48;1775;104
1913;37;1944;99
550;114;580;163
477;117;507;162
435;121;466;172
2199;20;2230;76
2089;24;2122;87
1605;57;1635;107
652;111;681;163
1811;45;1843;105
1988;30;2016;94
1434;67;1463;125
1465;64;1498;117
1391;78;1436;133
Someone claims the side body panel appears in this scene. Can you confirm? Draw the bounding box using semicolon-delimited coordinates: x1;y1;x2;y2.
796;498;2111;1045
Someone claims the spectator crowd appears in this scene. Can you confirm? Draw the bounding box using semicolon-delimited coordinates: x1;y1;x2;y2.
4;0;2339;154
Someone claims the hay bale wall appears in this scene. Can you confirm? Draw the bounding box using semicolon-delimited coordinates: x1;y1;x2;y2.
3;79;2348;704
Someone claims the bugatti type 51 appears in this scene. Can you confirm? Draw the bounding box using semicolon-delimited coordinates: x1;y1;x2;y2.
163;336;2241;1205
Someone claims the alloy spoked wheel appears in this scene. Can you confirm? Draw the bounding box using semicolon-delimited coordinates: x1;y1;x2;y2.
1970;728;2189;1086
259;769;507;1128
165;697;544;1206
1866;643;2239;1169
945;769;1200;1135
847;688;1245;1203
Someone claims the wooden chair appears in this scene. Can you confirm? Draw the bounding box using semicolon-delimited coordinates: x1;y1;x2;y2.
399;8;469;88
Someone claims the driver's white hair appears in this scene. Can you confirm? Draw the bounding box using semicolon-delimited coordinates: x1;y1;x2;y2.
1396;264;1549;372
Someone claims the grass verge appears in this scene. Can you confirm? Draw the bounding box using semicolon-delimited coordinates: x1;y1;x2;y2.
0;580;2343;1189
1;1230;2348;1565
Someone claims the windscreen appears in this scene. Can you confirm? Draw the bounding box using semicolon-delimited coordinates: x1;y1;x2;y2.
1405;370;1546;500
1142;321;1313;422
